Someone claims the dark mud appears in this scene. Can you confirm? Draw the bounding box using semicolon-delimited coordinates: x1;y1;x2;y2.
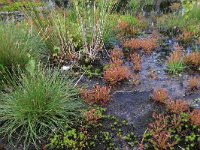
107;91;156;137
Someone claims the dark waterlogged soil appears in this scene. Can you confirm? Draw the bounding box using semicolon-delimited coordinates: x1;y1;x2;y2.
81;34;200;146
107;91;155;137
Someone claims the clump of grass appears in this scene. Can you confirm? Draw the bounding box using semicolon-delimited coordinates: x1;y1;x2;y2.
73;0;114;60
103;14;140;48
157;14;187;32
124;0;141;15
188;5;200;22
0;66;84;149
166;45;185;74
25;6;80;65
157;7;200;35
0;23;41;71
0;23;45;90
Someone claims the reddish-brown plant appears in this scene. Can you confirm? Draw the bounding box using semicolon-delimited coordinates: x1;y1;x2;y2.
150;131;176;150
141;38;157;53
123;38;157;53
170;114;182;129
109;57;124;68
81;85;111;105
130;53;142;71
184;52;200;68
187;76;200;91
116;21;130;37
103;66;131;85
123;39;141;50
149;113;168;135
132;73;140;85
110;49;123;67
189;110;200;126
84;109;102;124
178;31;193;44
110;49;123;60
117;21;129;31
109;59;123;68
116;21;138;37
151;88;169;103
166;100;189;114
148;113;176;150
166;45;182;64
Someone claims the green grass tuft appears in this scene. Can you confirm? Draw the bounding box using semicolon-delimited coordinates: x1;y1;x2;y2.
166;60;185;74
0;66;85;149
0;23;45;70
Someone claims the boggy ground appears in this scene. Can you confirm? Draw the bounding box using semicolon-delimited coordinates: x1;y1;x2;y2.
80;28;200;148
0;1;200;150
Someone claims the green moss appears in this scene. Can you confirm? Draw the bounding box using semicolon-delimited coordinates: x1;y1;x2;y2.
47;111;138;150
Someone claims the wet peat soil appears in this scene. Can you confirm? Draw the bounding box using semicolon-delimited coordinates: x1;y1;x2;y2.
107;43;200;138
80;31;200;149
